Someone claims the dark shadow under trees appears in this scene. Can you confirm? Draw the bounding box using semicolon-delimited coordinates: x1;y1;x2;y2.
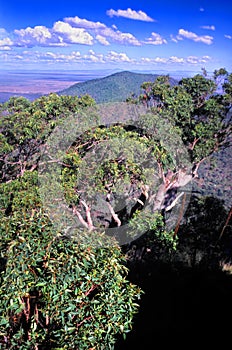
115;196;232;348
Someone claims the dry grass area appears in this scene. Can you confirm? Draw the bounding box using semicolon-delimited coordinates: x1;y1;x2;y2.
0;80;79;94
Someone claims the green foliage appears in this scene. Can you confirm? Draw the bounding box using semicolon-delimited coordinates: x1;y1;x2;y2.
0;172;141;349
179;74;216;108
0;93;96;182
129;210;177;250
0;94;143;349
59;123;172;235
135;70;231;164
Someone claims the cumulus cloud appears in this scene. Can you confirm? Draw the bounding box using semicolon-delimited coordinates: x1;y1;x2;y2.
96;35;110;45
225;34;232;39
170;34;179;43
84;49;105;63
106;8;154;22
64;16;106;29
144;32;167;45
0;48;213;68
141;55;211;65
105;50;133;62
1;49;134;65
200;25;215;31
169;56;185;63
0;46;11;51
100;27;141;46
178;28;213;45
0;37;13;48
14;26;52;45
186;55;211;64
62;16;141;46
23;50;82;63
53;21;94;45
5;15;142;49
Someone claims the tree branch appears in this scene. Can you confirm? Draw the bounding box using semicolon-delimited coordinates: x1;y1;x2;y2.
72;206;90;230
106;201;121;227
80;200;94;231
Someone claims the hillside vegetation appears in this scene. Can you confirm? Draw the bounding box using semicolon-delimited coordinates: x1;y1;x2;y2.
59;71;177;103
0;68;231;349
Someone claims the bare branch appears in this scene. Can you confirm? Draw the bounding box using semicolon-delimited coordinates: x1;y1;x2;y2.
174;192;187;237
73;206;89;230
189;137;200;151
157;162;166;184
80;200;94;231
165;192;184;212
218;207;232;241
106;201;121;227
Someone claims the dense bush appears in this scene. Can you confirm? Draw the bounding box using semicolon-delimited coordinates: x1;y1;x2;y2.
0;95;141;349
0;168;141;350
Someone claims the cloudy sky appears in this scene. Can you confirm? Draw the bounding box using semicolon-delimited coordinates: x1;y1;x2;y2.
0;0;231;72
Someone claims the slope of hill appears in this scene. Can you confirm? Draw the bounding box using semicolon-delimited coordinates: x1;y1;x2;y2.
59;71;178;103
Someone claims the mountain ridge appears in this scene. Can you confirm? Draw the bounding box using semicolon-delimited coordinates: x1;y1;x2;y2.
59;70;178;103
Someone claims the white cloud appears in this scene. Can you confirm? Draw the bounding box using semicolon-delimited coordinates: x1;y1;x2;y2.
141;57;168;64
200;25;215;31
186;55;211;64
178;28;213;45
140;55;212;65
0;48;214;68
0;37;13;46
200;55;211;62
169;56;185;63
0;46;11;51
186;56;199;64
100;27;141;46
200;8;205;12
53;21;94;45
84;50;105;63
64;16;106;29
62;16;141;46
225;34;232;39
14;26;52;45
2;49;132;65
144;32;167;45
35;50;82;63
5;16;142;49
170;34;179;43
106;50;133;62
0;36;13;50
96;34;110;46
107;8;154;22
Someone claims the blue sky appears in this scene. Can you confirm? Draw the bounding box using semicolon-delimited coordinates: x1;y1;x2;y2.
0;0;231;72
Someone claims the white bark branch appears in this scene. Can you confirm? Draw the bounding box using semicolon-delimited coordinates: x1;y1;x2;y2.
72;206;89;230
106;202;121;227
165;192;184;212
80;200;94;231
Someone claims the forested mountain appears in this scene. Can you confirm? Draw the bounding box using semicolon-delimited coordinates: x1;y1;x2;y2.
59;70;178;103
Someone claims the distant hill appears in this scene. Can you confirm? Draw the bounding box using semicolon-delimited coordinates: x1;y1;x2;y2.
59;71;178;103
0;92;42;103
